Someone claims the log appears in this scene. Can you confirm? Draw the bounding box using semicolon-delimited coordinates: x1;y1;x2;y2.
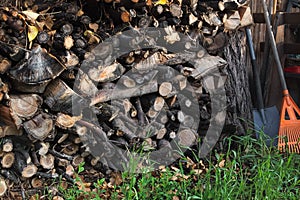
1;152;15;168
9;94;42;119
31;177;43;188
90;80;158;105
23;113;54;141
44;79;85;114
0;178;7;197
2;138;13;152
40;154;55;170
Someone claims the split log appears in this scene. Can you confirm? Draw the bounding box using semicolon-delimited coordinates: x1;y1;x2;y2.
8;45;66;93
44;79;85;114
90;80;158;105
88;62;125;82
55;113;82;129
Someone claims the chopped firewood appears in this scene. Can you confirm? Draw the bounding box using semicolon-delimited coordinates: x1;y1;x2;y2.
239;6;253;27
55;113;82;129
72;155;84;167
90;80;158;105
0;58;11;74
31;177;43;188
224;11;240;31
44;79;84;113
159;82;172;97
9;94;42;119
64;35;74;50
23;113;54;141
21;164;38;178
75;69;98;97
2;138;13;152
0;178;7;197
40;154;55;170
176;129;197;147
1;152;15;168
88;62;125;83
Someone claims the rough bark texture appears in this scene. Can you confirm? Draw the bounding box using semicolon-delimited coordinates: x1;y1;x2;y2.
224;31;252;135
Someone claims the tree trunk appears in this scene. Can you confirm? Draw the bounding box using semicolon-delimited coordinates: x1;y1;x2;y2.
224;31;252;135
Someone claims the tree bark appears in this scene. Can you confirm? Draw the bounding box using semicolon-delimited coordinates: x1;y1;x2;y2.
223;31;252;135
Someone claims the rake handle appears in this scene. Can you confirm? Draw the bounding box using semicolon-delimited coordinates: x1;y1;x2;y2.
261;0;288;93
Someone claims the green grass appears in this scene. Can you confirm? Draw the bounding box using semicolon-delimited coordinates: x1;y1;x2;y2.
56;134;300;200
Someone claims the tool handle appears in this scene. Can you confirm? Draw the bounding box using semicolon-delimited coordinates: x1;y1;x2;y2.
245;28;265;109
262;0;288;92
246;28;267;124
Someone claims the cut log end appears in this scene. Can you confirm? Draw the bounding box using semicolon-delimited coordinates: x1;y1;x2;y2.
40;154;55;170
1;152;15;168
21;164;38;178
159;82;172;97
0;179;7;197
2;139;13;152
31;177;43;188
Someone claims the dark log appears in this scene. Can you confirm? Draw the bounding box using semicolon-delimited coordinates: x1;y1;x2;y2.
2;138;13;152
0;169;19;183
44;79;85;114
48;148;73;161
8;45;66;93
223;31;252;135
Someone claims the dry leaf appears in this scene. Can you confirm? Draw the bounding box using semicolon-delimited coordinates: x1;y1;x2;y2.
45;16;54;30
193;169;203;175
77;9;84;17
154;0;168;5
218;159;225;168
36;21;45;30
89;23;99;32
22;10;40;20
27;25;38;42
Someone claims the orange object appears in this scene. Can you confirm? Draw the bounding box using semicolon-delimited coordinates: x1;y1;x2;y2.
278;90;300;153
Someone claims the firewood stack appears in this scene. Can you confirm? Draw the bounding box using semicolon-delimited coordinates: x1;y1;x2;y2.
0;0;253;198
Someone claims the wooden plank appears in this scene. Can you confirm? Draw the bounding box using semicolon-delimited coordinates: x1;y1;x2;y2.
284;43;300;54
253;12;300;25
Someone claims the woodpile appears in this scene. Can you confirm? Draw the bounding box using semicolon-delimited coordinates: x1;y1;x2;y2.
0;0;253;198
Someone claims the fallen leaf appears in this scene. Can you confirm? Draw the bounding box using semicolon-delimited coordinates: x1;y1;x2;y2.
154;0;168;5
27;25;38;42
45;16;54;30
89;23;99;32
218;159;225;168
172;196;180;200
22;10;40;20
